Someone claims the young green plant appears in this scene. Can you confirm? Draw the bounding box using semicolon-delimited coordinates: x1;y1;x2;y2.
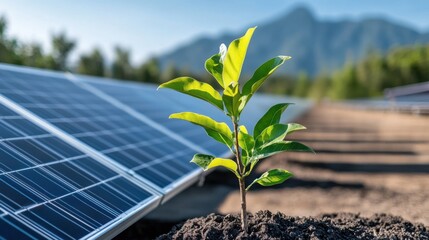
158;27;314;232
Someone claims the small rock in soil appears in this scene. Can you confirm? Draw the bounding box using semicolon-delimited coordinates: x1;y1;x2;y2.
157;211;429;240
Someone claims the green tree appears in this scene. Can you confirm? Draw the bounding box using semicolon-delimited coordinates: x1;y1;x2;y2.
330;64;367;99
258;74;296;95
51;32;76;71
18;43;49;68
293;72;310;97
0;16;22;64
77;48;105;76
322;44;429;100
0;16;6;40
160;63;181;83
111;46;134;80
308;74;330;100
135;57;160;83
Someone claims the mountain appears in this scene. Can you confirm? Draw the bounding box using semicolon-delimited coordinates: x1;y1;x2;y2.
157;7;429;77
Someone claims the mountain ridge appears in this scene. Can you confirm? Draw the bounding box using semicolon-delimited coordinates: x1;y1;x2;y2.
157;7;429;77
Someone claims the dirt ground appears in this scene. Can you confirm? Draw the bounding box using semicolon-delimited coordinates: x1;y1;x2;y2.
218;104;429;225
117;103;429;239
158;211;429;239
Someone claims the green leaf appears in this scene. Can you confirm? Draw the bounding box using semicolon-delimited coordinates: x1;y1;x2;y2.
284;123;307;135
191;154;238;176
170;112;233;147
239;125;248;134
222;82;242;118
255;123;307;148
190;153;214;169
253;141;314;160
158;77;223;111
207;158;238;174
222;27;256;87
237;94;250;114
205;53;224;88
247;169;293;191
253;103;292;138
246;141;313;176
238;126;254;166
205;128;233;149
242;56;291;97
255;124;289;148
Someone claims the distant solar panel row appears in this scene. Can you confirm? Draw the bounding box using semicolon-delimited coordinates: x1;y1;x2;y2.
0;63;311;239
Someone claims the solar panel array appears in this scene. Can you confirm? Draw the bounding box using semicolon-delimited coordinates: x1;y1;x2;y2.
0;63;311;239
78;76;230;157
0;68;202;193
0;98;159;239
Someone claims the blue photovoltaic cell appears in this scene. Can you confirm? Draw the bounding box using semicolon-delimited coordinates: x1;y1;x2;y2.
0;211;46;240
0;67;199;190
81;78;229;156
0;102;155;239
0;101;157;239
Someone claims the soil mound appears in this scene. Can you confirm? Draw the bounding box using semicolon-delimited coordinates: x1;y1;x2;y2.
157;211;428;240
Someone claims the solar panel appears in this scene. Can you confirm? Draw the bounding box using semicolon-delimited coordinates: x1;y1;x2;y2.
78;76;230;157
0;98;160;239
0;65;203;194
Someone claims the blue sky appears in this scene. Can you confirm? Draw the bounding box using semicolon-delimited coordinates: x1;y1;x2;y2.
0;0;428;63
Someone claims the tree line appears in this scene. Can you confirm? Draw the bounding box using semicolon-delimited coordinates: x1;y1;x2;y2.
1;15;428;99
0;16;177;84
289;45;429;100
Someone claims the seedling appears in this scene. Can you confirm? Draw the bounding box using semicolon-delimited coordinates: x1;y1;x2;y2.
158;27;314;232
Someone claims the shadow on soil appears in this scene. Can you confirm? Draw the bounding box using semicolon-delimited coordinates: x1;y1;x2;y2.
289;160;429;174
313;149;415;155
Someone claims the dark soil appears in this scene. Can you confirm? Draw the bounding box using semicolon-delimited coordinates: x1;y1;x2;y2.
157;211;429;240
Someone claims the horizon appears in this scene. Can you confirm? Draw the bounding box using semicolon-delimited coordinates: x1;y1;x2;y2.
1;1;429;64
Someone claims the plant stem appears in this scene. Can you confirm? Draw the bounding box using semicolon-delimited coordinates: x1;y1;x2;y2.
238;177;248;232
232;119;248;232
